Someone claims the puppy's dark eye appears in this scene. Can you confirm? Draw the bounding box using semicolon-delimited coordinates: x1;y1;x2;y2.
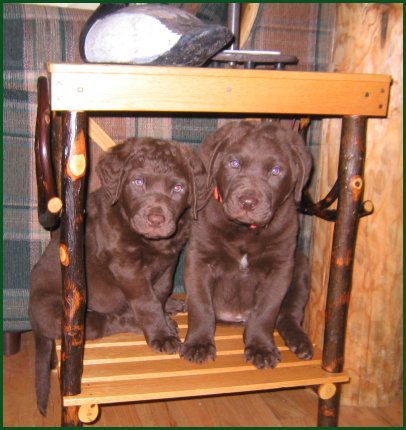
230;159;240;169
172;184;183;193
271;166;281;176
132;178;144;186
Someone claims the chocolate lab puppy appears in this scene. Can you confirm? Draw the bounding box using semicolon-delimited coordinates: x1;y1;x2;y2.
180;120;314;369
29;137;208;415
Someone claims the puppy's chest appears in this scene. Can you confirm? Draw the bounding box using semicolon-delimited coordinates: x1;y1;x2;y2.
211;250;259;323
238;253;249;272
212;248;258;277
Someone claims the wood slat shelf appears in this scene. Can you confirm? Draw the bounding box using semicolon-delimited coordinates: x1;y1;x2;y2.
47;63;391;117
55;313;349;408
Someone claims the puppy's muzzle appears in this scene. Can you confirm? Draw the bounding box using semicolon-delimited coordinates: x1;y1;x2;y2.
223;184;272;227
146;209;166;228
238;194;258;212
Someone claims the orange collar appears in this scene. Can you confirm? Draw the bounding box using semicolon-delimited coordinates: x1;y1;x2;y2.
213;185;223;203
213;186;257;229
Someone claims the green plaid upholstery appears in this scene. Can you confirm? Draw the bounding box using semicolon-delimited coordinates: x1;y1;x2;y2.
3;3;335;331
3;4;91;331
243;3;335;71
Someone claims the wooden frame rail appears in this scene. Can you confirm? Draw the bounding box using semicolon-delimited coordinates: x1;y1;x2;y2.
44;63;391;427
48;64;390;116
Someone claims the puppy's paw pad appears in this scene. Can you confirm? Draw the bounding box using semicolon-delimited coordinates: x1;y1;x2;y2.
150;335;181;354
180;342;216;364
244;345;281;369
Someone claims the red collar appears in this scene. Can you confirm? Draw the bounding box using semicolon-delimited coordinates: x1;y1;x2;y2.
213;186;257;229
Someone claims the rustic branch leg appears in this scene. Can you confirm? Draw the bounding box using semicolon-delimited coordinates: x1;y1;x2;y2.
60;111;88;427
318;116;367;427
318;385;341;426
62;406;81;427
35;76;62;230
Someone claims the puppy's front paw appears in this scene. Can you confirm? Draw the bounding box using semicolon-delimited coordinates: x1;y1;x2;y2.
278;323;314;360
150;335;181;354
286;334;314;360
244;345;281;369
180;341;216;364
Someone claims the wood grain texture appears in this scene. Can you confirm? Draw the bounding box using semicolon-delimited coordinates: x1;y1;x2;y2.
53;314;347;409
240;3;260;48
88;119;117;151
318;386;341;427
318;382;337;400
62;406;80;427
47;64;390;116
306;3;402;407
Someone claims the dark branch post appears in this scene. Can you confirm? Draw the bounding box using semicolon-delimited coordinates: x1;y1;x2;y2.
34;77;61;230
300;181;339;221
318;116;368;427
59;111;88;427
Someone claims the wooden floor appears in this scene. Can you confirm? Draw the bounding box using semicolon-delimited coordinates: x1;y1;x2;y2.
3;331;403;427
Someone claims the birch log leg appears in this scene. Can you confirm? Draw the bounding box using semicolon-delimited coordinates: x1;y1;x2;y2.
60;111;88;427
317;116;367;427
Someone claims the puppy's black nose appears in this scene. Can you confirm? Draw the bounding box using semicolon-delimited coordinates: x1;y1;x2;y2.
239;195;258;211
147;213;166;227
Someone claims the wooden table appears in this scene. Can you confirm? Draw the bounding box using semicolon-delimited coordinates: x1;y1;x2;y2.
43;64;391;426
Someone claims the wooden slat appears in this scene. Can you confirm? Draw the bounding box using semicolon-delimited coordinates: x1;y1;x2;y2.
57;334;292;365
47;63;391;116
79;350;323;384
88;119;117;151
62;365;348;407
55;313;349;407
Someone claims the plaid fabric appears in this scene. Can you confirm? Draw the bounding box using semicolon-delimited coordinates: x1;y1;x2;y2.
3;3;335;331
3;4;91;331
243;3;335;71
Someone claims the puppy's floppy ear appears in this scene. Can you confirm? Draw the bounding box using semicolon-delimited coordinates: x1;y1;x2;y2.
205;137;229;189
96;140;136;205
288;131;313;203
199;123;233;183
178;144;211;219
200;120;255;189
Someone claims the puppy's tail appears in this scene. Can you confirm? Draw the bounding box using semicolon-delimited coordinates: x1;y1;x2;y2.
34;335;54;416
